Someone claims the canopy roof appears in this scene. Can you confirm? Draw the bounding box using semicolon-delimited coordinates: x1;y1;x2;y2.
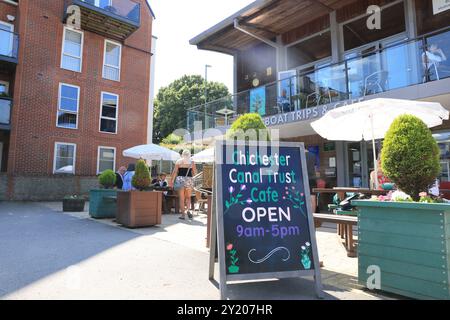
190;0;357;54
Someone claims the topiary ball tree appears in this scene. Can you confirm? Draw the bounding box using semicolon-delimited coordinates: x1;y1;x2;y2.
132;159;151;191
98;170;116;189
381;114;440;201
226;113;270;141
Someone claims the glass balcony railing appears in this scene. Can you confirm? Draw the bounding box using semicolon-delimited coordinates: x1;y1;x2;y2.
0;29;19;62
0;97;12;126
78;0;141;25
186;27;450;132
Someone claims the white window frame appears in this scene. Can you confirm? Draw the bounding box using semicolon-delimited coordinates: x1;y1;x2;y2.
99;91;119;134
56;83;80;130
61;26;84;73
102;40;122;82
87;0;112;7
0;21;14;57
97;146;116;174
53;142;77;175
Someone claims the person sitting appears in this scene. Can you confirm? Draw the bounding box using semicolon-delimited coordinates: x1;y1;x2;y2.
122;163;136;191
370;157;392;190
422;44;447;81
152;173;168;189
277;89;291;113
114;166;126;190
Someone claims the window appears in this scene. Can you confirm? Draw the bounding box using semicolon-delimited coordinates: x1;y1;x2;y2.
342;2;406;51
61;27;83;72
103;40;121;81
0;21;14;58
57;83;79;129
0;81;9;95
97;146;116;174
100;92;118;133
287;31;332;70
54;143;76;174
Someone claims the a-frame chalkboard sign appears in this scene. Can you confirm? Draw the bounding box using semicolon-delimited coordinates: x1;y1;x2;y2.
209;140;323;299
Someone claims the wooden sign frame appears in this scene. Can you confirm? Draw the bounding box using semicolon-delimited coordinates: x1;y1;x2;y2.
209;140;323;300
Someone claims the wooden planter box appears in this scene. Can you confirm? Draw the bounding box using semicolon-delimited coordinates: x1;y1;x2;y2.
116;191;163;228
353;200;450;300
89;189;118;219
63;198;85;212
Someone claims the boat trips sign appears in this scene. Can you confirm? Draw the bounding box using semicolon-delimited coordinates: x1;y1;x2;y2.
214;141;322;297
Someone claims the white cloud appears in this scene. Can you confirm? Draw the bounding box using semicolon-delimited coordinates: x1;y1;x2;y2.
149;0;254;94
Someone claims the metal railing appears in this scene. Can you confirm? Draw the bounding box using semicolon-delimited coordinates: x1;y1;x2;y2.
186;27;450;132
0;97;12;125
0;29;19;61
78;0;141;24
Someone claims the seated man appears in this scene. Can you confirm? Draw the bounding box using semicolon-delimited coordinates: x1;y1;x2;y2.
277;89;291;113
422;44;448;81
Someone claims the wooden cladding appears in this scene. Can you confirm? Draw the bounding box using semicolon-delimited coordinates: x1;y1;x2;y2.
336;0;397;23
282;15;330;45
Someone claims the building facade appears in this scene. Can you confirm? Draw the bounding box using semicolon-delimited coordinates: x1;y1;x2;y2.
189;0;450;195
0;0;154;200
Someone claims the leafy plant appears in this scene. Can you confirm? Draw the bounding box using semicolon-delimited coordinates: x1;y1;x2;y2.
381;115;440;201
132;159;151;191
98;170;116;189
161;133;183;145
226;113;270;141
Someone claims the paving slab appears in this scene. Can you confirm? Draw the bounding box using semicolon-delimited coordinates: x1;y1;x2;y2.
0;202;395;300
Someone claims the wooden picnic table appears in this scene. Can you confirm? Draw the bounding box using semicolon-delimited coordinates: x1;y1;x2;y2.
312;187;388;196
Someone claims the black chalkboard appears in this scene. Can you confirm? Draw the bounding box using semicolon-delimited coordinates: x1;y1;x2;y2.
213;141;322;298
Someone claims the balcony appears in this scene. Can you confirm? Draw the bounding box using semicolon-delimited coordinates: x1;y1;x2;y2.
0;97;12;130
65;0;141;41
186;27;450;133
0;29;19;66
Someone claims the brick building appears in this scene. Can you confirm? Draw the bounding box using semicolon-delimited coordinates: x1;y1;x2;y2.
0;0;155;200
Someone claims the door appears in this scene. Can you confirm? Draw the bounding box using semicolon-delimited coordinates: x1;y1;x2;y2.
345;141;375;188
0;21;14;58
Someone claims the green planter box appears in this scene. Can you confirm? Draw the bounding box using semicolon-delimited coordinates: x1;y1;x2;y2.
353;200;450;300
89;189;118;219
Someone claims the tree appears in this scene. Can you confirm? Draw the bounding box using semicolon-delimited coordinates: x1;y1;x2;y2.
227;113;270;141
153;75;230;143
132;159;151;191
381;115;440;201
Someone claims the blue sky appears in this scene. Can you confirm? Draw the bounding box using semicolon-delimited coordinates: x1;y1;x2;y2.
150;0;254;93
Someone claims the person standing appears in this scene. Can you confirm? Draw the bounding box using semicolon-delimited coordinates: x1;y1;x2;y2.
115;166;127;190
306;151;318;213
170;150;197;220
122;163;136;191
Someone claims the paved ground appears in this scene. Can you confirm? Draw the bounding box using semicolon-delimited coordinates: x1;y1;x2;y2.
0;201;395;300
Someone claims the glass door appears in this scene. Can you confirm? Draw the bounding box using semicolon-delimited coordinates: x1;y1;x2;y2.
0;21;14;58
346;141;375;188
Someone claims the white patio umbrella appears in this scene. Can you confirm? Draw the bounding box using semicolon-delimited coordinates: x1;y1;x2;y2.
123;144;181;162
191;147;214;163
311;98;449;189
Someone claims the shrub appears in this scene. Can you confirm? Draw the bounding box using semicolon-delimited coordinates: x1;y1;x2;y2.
98;170;116;189
99;170;116;189
381;115;440;201
132;159;151;191
227;113;270;141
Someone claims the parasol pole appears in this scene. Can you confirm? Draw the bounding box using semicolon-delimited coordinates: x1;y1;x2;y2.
370;113;379;190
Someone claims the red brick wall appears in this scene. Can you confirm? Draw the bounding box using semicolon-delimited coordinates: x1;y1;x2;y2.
0;1;18;30
7;0;153;177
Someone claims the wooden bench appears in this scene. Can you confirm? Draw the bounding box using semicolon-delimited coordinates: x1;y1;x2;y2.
313;213;358;257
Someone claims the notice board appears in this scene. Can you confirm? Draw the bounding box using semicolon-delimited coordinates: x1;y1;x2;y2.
213;141;323;299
